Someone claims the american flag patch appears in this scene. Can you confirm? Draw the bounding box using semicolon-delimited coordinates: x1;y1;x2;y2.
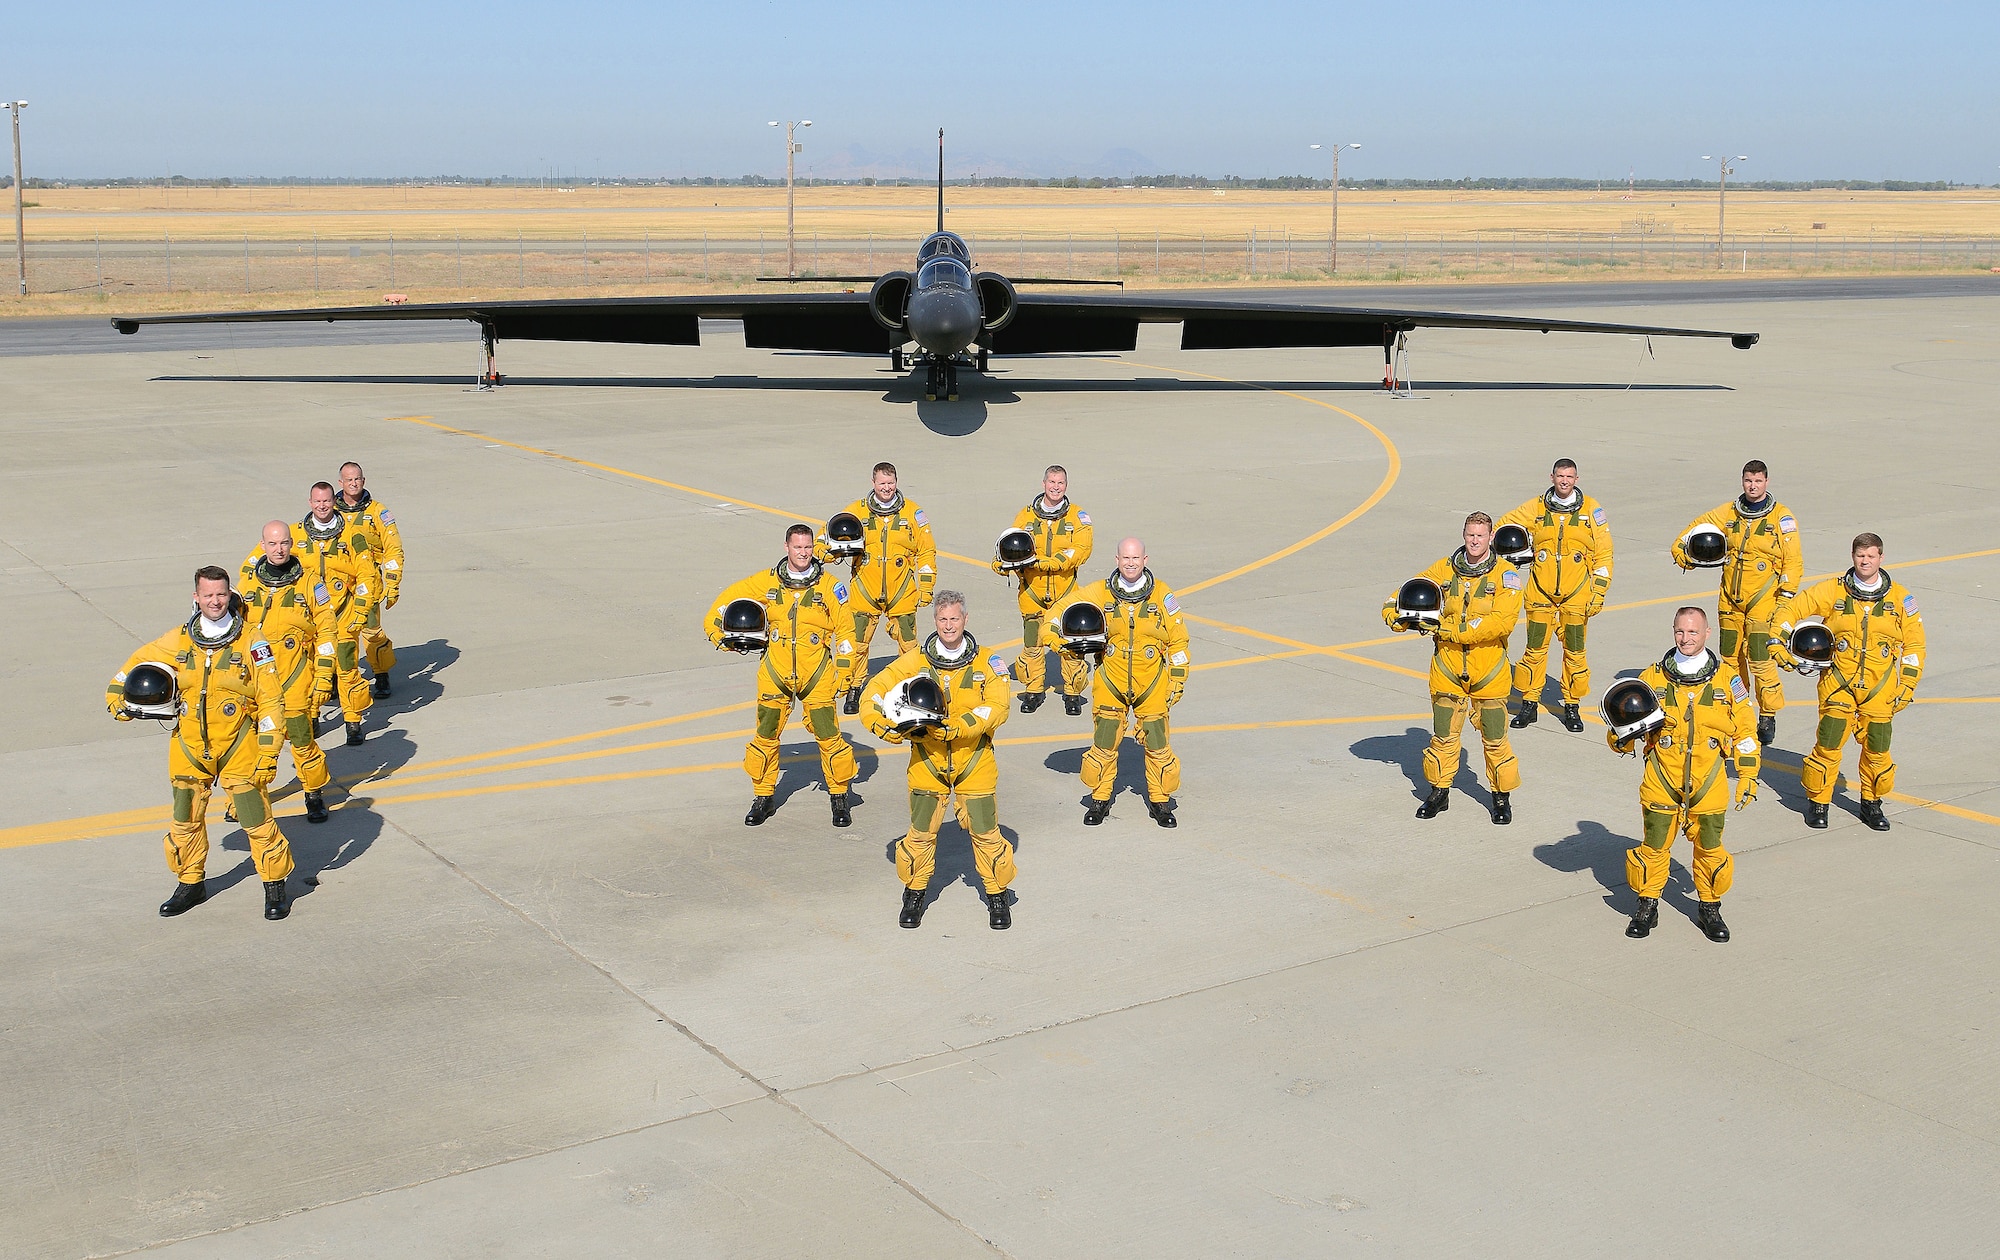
990;654;1006;674
1163;593;1180;613
1903;595;1918;614
1730;676;1747;701
913;509;927;526
1593;507;1606;525
1078;510;1091;524
1502;571;1523;590
1779;515;1797;533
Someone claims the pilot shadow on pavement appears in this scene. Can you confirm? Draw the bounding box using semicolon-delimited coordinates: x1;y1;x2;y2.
1349;726;1495;807
1042;736;1171;814
365;638;459;724
1527;819;1706;919
771;734;883;812
879;823;1024;910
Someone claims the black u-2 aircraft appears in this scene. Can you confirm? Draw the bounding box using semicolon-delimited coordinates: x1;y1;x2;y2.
112;132;1757;397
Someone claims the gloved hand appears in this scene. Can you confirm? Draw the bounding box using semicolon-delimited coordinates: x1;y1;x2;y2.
1734;777;1759;811
878;727;905;744
1767;642;1797;673
113;707;133;722
384;587;399;611
1670;542;1692;571
1383;604;1404;631
1168;681;1185;707
252;759;278;789
1893;688;1915;713
1607;731;1636;756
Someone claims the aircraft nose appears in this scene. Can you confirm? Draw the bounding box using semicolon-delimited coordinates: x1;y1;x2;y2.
909;290;978;355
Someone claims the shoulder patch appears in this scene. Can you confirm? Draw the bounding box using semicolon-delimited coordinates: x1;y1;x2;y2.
1592;507;1607;525
379;509;394;524
1077;510;1091;525
1162;593;1180;614
912;508;927;526
1903;594;1918;614
1730;676;1748;702
1779;515;1797;533
249;640;275;667
1502;570;1523;590
989;654;1006;674
834;581;849;604
314;582;330;604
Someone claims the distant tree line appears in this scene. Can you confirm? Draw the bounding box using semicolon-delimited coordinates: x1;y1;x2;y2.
10;174;1974;192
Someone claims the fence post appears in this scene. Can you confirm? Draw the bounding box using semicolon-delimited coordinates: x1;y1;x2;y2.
456;233;463;287
96;232;103;294
389;234;396;287
313;232;319;295
1155;230;1160;277
1114;229;1119;277
1199;232;1205;280
1067;233;1073;278
582;231;588;284
518;232;524;287
165;232;171;292
244;233;250;293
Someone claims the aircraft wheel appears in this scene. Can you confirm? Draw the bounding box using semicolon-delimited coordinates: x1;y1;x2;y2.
946;364;959;401
977;347;989;372
892;347;903;372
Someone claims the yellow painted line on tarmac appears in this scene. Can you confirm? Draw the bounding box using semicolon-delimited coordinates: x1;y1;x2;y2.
390;414;991;569
1597;545;2000;616
1183;612;1429;682
1116;361;1401;598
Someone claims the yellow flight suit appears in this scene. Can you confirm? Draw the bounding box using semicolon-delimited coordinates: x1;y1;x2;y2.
1610;651;1759;903
1383;550;1524;792
236;554;338;794
1054;570;1190;804
282;516;379;723
862;634;1016;895
1499;488;1614;706
1674;497;1802;716
707;561;858;799
995;496;1094;697
1776;571;1927;804
336;489;403;678
822;492;937;694
107;615;293;885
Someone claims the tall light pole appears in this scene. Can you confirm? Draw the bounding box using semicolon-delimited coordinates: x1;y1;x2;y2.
1310;141;1360;274
7;100;25;297
768;119;811;275
1702;153;1746;270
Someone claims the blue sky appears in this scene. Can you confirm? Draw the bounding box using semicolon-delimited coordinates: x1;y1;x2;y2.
9;1;1997;182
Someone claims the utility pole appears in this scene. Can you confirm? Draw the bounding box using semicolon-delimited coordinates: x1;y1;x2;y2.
1311;141;1360;274
1702;153;1747;270
8;100;26;296
769;118;811;275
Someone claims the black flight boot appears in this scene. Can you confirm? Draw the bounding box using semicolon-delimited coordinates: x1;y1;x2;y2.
372;674;392;699
1858;798;1891;831
264;879;292;921
224;802;237;823
1490;792;1513;825
1416;787;1450;819
744;796;776;827
986;890;1012;930
1510;700;1539;729
829;793;852;828
304;791;329;824
842;688;861;716
1083;798;1111;826
1756;714;1777;746
1064;694;1085;717
1019;691;1046;714
1625;896;1659;938
159;880;208;918
899;887;927;929
345;721;365;746
1696;900;1731;943
1147;800;1178;829
1804;801;1829;829
1559;704;1585;733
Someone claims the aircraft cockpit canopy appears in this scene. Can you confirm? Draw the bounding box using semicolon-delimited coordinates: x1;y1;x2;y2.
916;232;971;263
917;257;972;290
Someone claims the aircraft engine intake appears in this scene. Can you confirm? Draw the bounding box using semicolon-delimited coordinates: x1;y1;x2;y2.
975;272;1017;333
869;272;914;331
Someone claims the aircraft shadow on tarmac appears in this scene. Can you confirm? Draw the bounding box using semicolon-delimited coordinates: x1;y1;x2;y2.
1348;726;1495;807
148;372;1731;396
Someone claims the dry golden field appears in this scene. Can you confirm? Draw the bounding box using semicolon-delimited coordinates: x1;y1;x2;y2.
17;182;2000;241
5;184;1996;316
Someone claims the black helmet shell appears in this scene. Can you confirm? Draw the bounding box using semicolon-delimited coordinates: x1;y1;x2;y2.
1602;678;1664;742
1494;523;1533;564
1685;525;1728;567
1060;602;1107;639
123;662;176;707
902;674;946;722
996;529;1036;569
826;512;863;544
1789;623;1835;663
722;599;767;635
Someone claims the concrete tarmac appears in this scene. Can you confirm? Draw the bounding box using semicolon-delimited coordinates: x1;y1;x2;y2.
2;281;1997;1257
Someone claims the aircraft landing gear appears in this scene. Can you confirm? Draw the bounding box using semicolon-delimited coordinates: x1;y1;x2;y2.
924;360;960;401
891;346;904;372
976;346;989;373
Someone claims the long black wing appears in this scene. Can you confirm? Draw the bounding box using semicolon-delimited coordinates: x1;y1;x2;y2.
111;289;1757;355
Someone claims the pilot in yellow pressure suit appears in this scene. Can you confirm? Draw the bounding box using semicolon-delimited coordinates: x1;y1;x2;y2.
335;460;404;697
293;481;379;746
862;590;1016;930
709;524;860;828
1384;512;1524;825
997;464;1094;716
1772;532;1926;832
825;461;936;713
1052;536;1190;829
1673;459;1801;746
1610;606;1759;944
239;520;338;825
108;565;295;921
1499;457;1613;732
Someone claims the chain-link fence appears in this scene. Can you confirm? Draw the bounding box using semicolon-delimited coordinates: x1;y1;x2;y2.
20;230;2000;299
